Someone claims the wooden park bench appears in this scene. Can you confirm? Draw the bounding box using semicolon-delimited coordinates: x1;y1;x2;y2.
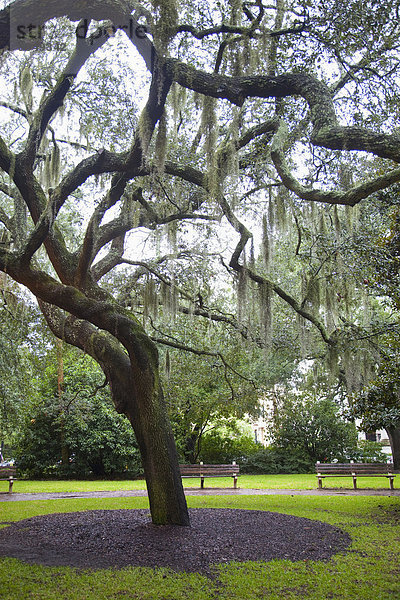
179;462;240;489
316;461;396;490
0;465;16;493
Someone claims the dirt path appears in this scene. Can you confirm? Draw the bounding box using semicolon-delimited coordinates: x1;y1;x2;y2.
1;487;399;501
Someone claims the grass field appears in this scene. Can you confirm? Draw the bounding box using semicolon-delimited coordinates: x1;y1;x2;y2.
1;491;399;599
1;472;397;494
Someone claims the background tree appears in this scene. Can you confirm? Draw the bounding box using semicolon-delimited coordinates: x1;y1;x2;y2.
271;390;358;465
16;348;141;478
340;189;400;465
0;0;400;524
0;274;44;457
350;344;400;469
160;312;266;463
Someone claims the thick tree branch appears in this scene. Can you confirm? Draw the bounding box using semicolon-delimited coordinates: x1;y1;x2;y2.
0;251;158;372
20;22;111;169
76;174;128;286
38;300;135;414
92;235;125;282
270;120;400;206
163;63;400;163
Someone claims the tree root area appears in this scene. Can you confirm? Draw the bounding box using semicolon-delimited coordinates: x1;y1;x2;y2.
0;509;351;574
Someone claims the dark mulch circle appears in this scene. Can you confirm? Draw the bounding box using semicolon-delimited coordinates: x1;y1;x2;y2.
0;509;351;574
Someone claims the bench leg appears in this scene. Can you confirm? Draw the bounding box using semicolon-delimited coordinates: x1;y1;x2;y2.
8;477;13;493
352;476;357;490
233;476;237;489
390;477;394;490
200;477;204;489
318;477;323;489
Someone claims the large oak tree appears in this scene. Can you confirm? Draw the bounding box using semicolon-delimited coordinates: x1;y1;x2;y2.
0;0;400;524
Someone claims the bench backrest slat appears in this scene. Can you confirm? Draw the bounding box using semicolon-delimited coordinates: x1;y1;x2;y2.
179;464;239;475
0;465;16;477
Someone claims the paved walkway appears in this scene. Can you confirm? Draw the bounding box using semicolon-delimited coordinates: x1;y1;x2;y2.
1;487;400;501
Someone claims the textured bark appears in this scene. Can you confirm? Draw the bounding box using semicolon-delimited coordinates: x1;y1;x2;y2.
38;302;190;526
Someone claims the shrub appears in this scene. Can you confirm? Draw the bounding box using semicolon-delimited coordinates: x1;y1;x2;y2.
15;396;142;479
198;430;260;464
241;446;313;474
350;440;389;463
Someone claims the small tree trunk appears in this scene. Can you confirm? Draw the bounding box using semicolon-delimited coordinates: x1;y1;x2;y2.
56;338;69;467
183;424;201;464
386;427;400;470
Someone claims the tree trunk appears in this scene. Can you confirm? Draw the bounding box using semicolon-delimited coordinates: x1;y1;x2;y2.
38;302;190;526
386;427;400;471
118;369;190;526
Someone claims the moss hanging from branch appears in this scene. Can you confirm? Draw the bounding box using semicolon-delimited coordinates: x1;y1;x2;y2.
154;110;167;175
237;263;248;325
201;96;220;197
342;348;363;394
297;314;309;359
319;210;327;237
325;345;339;380
43;154;52;190
138;109;153;160
259;280;273;350
20;64;33;113
268;190;275;232
333;205;341;239
308;277;321;312
262;213;271;273
229;0;242;25
169;83;186;138
143;276;159;321
273;186;288;233
50;144;61;186
167;220;178;254
249;237;255;270
161;277;178;323
324;285;337;332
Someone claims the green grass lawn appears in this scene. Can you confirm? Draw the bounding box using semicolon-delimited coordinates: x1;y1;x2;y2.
0;494;399;599
1;472;397;494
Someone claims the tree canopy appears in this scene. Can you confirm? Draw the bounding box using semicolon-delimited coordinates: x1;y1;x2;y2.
0;0;400;524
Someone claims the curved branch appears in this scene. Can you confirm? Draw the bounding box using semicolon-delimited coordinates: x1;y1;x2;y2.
221;194;333;345
76;174;128;285
151;335;256;387
165;62;400;162
38;300;134;414
0;100;29;120
20;22;111;168
0;251;158;374
92;235;126;282
270;120;400;206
